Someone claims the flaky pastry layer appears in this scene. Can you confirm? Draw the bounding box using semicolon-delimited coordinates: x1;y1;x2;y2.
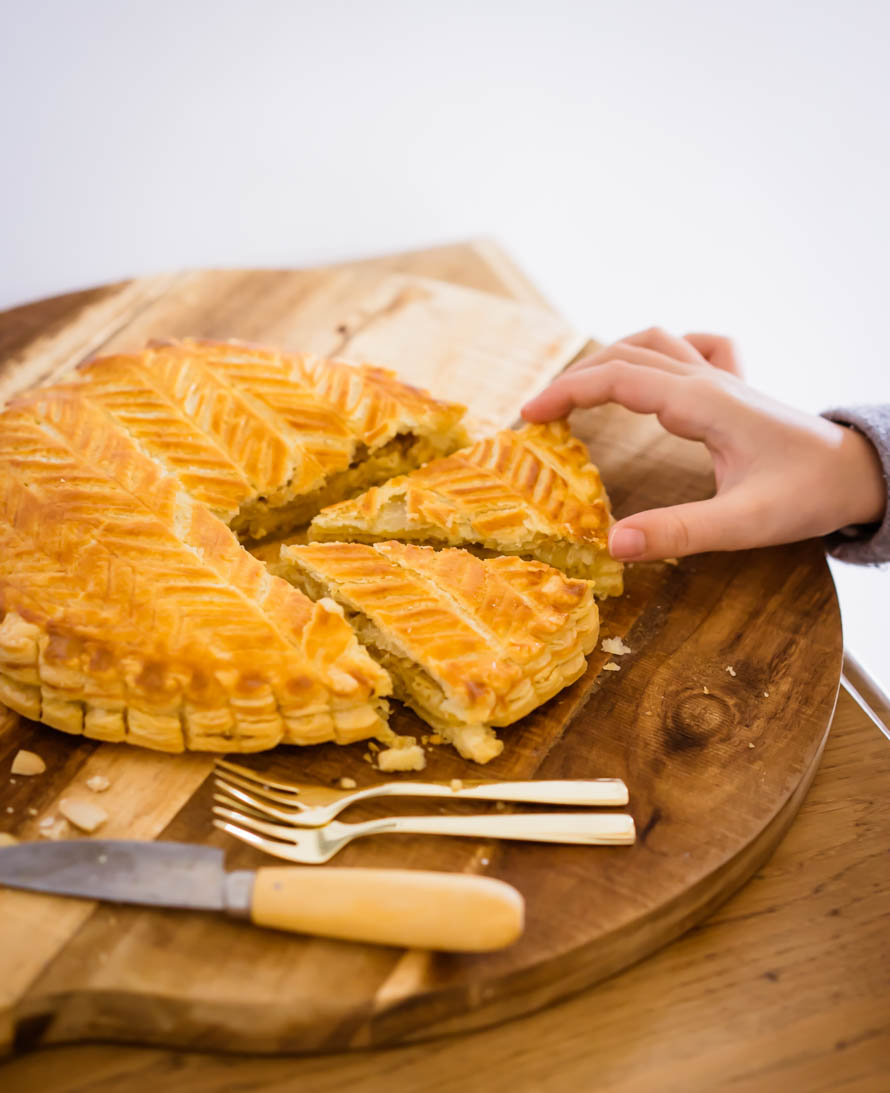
0;339;472;751
276;541;599;763
308;420;624;595
69;339;468;537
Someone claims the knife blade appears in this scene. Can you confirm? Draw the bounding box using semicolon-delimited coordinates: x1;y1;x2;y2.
0;839;524;952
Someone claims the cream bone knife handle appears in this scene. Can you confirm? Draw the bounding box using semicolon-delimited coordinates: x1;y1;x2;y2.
370;779;629;807
237;867;525;951
357;812;636;845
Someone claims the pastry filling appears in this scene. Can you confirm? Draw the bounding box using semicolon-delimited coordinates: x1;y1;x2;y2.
280;567;503;764
525;540;624;595
231;434;446;541
311;511;623;594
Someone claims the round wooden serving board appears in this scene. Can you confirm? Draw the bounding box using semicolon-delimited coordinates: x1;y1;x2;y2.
0;241;842;1055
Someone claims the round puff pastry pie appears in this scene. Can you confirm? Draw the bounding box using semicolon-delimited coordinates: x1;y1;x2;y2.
0;340;470;753
276;541;600;763
307;421;624;596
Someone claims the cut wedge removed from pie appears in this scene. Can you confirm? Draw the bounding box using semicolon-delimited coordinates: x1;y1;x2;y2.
307;421;624;596
276;541;600;763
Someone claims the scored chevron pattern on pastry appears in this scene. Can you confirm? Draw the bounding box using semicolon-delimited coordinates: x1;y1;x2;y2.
0;339;444;752
308;420;624;594
277;541;599;763
298;354;468;450
61;340;468;540
166;341;357;476
0;335;621;761
73;354;256;520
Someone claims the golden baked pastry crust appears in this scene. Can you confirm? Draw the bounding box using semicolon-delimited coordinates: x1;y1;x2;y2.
0;344;456;752
308;421;624;595
70;339;468;537
276;541;599;763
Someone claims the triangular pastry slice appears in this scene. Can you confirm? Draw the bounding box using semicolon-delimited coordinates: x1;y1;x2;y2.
0;388;392;753
67;339;469;540
276;541;600;763
307;421;624;596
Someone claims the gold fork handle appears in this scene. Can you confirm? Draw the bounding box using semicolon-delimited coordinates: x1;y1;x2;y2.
376;779;629;808
371;812;635;845
249;867;525;951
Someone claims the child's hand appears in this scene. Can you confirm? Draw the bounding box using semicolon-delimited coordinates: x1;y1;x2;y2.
521;328;886;561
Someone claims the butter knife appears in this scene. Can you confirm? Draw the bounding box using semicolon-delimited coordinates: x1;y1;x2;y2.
0;839;524;951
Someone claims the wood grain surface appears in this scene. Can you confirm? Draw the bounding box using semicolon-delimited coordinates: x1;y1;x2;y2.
0;241;848;1062
5;685;885;1093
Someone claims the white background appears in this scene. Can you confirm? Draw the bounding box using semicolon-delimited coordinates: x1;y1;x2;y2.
1;0;887;682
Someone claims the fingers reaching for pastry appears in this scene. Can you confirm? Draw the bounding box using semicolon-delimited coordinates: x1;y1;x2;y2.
565;343;699;378
599;327;705;366
521;361;719;443
681;332;744;377
522;328;884;560
608;493;753;562
563;328;743;380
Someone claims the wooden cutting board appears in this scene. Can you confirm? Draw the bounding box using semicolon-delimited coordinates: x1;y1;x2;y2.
0;241;842;1056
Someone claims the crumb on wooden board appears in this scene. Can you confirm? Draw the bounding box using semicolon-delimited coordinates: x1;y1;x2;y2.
59;798;108;833
376;744;426;773
11;750;46;776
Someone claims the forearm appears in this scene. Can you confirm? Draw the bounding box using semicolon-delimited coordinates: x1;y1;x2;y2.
821;405;890;565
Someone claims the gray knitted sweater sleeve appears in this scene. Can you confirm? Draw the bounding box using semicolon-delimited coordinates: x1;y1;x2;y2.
821;405;890;565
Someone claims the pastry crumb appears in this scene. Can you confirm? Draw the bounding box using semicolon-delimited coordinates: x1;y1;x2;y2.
725;665;737;677
602;661;620;672
495;801;508;812
748;742;755;749
428;733;442;746
27;806;38;816
421;734;429;746
363;752;373;764
376;744;426;773
663;557;679;566
59;798;108;833
368;741;380;753
480;857;489;866
763;691;770;698
38;816;68;840
85;775;111;793
450;778;464;792
601;636;632;656
11;749;46;776
338;776;357;790
703;685;710;694
5;806;13;814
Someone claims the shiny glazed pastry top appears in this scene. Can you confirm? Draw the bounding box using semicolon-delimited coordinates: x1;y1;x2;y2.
0;340;468;753
308;421;624;596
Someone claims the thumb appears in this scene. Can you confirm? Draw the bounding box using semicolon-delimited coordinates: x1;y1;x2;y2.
608;494;752;561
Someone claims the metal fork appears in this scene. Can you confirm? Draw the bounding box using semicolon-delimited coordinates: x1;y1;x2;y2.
213;805;636;863
214;759;629;828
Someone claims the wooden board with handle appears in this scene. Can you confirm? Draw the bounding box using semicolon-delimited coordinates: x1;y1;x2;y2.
0;241;842;1055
